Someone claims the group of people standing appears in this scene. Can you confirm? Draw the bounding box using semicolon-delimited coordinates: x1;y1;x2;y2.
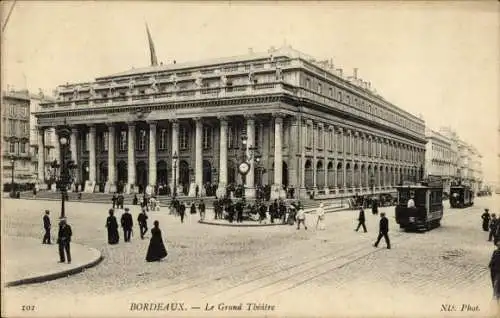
168;197;206;223
41;210;73;263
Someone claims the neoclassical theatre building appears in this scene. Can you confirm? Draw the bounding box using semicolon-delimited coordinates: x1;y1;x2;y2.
35;46;426;199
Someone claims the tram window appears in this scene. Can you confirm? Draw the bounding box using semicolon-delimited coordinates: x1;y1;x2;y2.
415;191;426;205
398;189;410;204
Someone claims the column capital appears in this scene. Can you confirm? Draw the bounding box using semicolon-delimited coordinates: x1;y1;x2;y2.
193;116;203;122
272;112;286;120
243;112;256;120
306;119;313;125
337;127;344;133
146;120;157;126
169;119;179;127
126;121;136;127
88;125;96;132
317;122;324;129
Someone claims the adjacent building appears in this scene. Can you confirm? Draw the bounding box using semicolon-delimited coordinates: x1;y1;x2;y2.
34;45;427;199
425;127;456;193
2;90;32;187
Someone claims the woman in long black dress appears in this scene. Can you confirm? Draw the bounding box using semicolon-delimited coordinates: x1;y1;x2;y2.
146;220;168;262
106;209;119;244
489;241;500;302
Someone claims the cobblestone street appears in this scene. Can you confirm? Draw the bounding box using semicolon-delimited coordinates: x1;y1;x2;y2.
3;195;499;317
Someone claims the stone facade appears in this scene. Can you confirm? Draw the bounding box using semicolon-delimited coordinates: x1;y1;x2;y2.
35;46;426;198
425;128;456;193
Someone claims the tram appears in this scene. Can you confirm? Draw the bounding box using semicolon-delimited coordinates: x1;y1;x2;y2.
395;177;444;232
449;185;474;208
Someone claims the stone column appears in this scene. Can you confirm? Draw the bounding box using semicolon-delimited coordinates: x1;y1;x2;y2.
70;127;79;190
148;121;157;188
271;114;284;200
216;117;228;197
189;117;203;197
37;128;45;184
342;129;347;191
289;116;299;198
323;125;329;194
245;114;256;198
53;128;61;166
312;122;317;192
105;124;116;193
126;122;136;193
299;117;307;199
87;125;97;192
171;120;179;195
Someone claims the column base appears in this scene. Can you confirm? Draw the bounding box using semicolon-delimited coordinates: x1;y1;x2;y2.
270;184;285;200
105;182;117;194
84;181;96;193
216;184;226;198
50;184;57;192
37;182;48;190
298;187;308;200
244;187;256;199
188;182;197;197
125;184;137;194
145;185;153;196
323;187;330;195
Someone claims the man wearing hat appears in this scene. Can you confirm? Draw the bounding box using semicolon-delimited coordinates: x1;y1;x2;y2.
482;209;491;232
121;207;133;242
374;212;390;249
42;210;51;244
57;217;72;263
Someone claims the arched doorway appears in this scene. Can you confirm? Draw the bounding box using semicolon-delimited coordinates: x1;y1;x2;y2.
305;160;313;188
374;166;379;186
117;161;127;193
336;162;343;188
282;161;289;187
316;160;324;188
353;163;359;188
228;161;236;185
203;160;212;185
157;160;168;186
179;160;190;195
136;161;148;193
81;161;89;183
361;164;366;188
327;161;334;188
98;162;107;192
346;163;352;188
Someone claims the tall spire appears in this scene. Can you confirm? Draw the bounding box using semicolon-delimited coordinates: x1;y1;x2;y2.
146;23;158;66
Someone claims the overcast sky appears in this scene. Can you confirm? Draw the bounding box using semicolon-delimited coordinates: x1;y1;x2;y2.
2;1;499;184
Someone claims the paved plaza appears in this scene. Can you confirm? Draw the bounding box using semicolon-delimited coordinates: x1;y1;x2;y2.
2;196;500;317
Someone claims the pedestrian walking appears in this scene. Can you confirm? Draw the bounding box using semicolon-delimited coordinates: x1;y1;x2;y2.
106;209;119;244
199;199;206;221
489;240;500;303
490;214;498;242
296;207;307;230
371;198;379;215
121;208;133;242
146;220;168;262
236;201;244;223
137;209;149;239
316;203;326;230
355;206;367;233
42;210;51;244
112;193;117;209
482;209;491;232
178;202;186;223
373;212;390;249
118;193;124;209
57;217;72;263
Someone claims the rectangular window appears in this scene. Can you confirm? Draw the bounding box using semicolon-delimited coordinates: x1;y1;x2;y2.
203;126;212;149
318;83;322;94
138;129;146;151
337;132;342;153
9;120;15;135
103;132;109;151
20;142;26;153
119;130;127;151
255;126;260;148
9;141;15;153
85;132;90;151
159;128;168;150
179;125;188;150
307;124;312;147
305;78;311;89
228;126;234;148
329;87;333;97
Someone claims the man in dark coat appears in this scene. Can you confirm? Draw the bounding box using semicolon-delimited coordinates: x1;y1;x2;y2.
490;214;498;242
42;210;51;244
121;208;133;242
117;193;124;209
236;201;244;223
482;209;491;232
179;202;186;223
106;209;119;244
57;217;72;263
137;209;149;239
489;241;500;302
374;212;390;249
355;206;367;232
199;199;206;221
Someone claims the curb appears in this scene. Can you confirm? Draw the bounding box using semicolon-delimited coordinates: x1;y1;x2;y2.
198;220;287;227
5;252;104;287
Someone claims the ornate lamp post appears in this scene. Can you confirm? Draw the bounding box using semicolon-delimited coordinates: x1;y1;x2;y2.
172;151;178;198
55;125;77;218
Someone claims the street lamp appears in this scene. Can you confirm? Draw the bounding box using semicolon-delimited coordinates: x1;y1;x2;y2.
172;151;178;198
237;131;261;200
55;125;77;218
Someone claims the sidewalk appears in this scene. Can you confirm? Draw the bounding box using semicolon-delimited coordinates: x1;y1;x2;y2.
3;236;103;287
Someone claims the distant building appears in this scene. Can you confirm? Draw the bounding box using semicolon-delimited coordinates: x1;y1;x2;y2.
1;90;32;187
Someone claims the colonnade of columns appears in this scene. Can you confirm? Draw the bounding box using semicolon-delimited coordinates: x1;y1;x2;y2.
36;112;422;198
